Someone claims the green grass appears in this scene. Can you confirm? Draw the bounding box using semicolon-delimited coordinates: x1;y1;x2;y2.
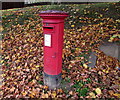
2;2;120;31
41;3;120;29
72;78;91;97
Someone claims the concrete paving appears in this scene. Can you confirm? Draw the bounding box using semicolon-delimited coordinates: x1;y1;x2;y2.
99;42;120;61
88;52;97;68
88;41;120;68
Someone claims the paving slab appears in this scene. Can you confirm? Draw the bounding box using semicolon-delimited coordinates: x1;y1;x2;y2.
88;52;97;68
99;41;120;61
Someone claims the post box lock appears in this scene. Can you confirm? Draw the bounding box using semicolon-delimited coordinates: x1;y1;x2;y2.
46;23;49;26
52;53;56;58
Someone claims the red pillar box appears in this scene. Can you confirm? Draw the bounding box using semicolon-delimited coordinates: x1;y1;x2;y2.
39;10;68;89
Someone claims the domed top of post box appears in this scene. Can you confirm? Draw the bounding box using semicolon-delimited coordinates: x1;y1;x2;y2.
39;10;69;19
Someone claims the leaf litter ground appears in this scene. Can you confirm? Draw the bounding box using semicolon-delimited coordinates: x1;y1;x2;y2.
1;2;120;98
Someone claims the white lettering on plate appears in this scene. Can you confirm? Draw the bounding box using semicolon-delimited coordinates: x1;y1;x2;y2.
44;34;51;47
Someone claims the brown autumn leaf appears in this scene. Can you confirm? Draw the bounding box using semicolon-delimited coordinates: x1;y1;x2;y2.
108;90;114;96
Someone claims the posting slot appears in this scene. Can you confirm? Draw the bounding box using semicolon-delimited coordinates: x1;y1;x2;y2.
43;26;54;32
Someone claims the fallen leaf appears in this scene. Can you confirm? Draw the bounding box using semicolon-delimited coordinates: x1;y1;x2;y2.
0;25;4;32
51;91;57;98
71;25;75;27
89;92;96;98
36;65;40;68
113;93;120;98
95;88;102;95
10;87;15;92
83;63;88;69
108;90;114;96
22;91;27;96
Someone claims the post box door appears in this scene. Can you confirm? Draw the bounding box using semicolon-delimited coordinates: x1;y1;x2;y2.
43;23;64;75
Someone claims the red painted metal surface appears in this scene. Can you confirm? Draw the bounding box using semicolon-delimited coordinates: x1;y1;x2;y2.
40;11;68;75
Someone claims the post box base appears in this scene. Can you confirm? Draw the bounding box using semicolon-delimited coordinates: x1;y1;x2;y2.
43;72;62;90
